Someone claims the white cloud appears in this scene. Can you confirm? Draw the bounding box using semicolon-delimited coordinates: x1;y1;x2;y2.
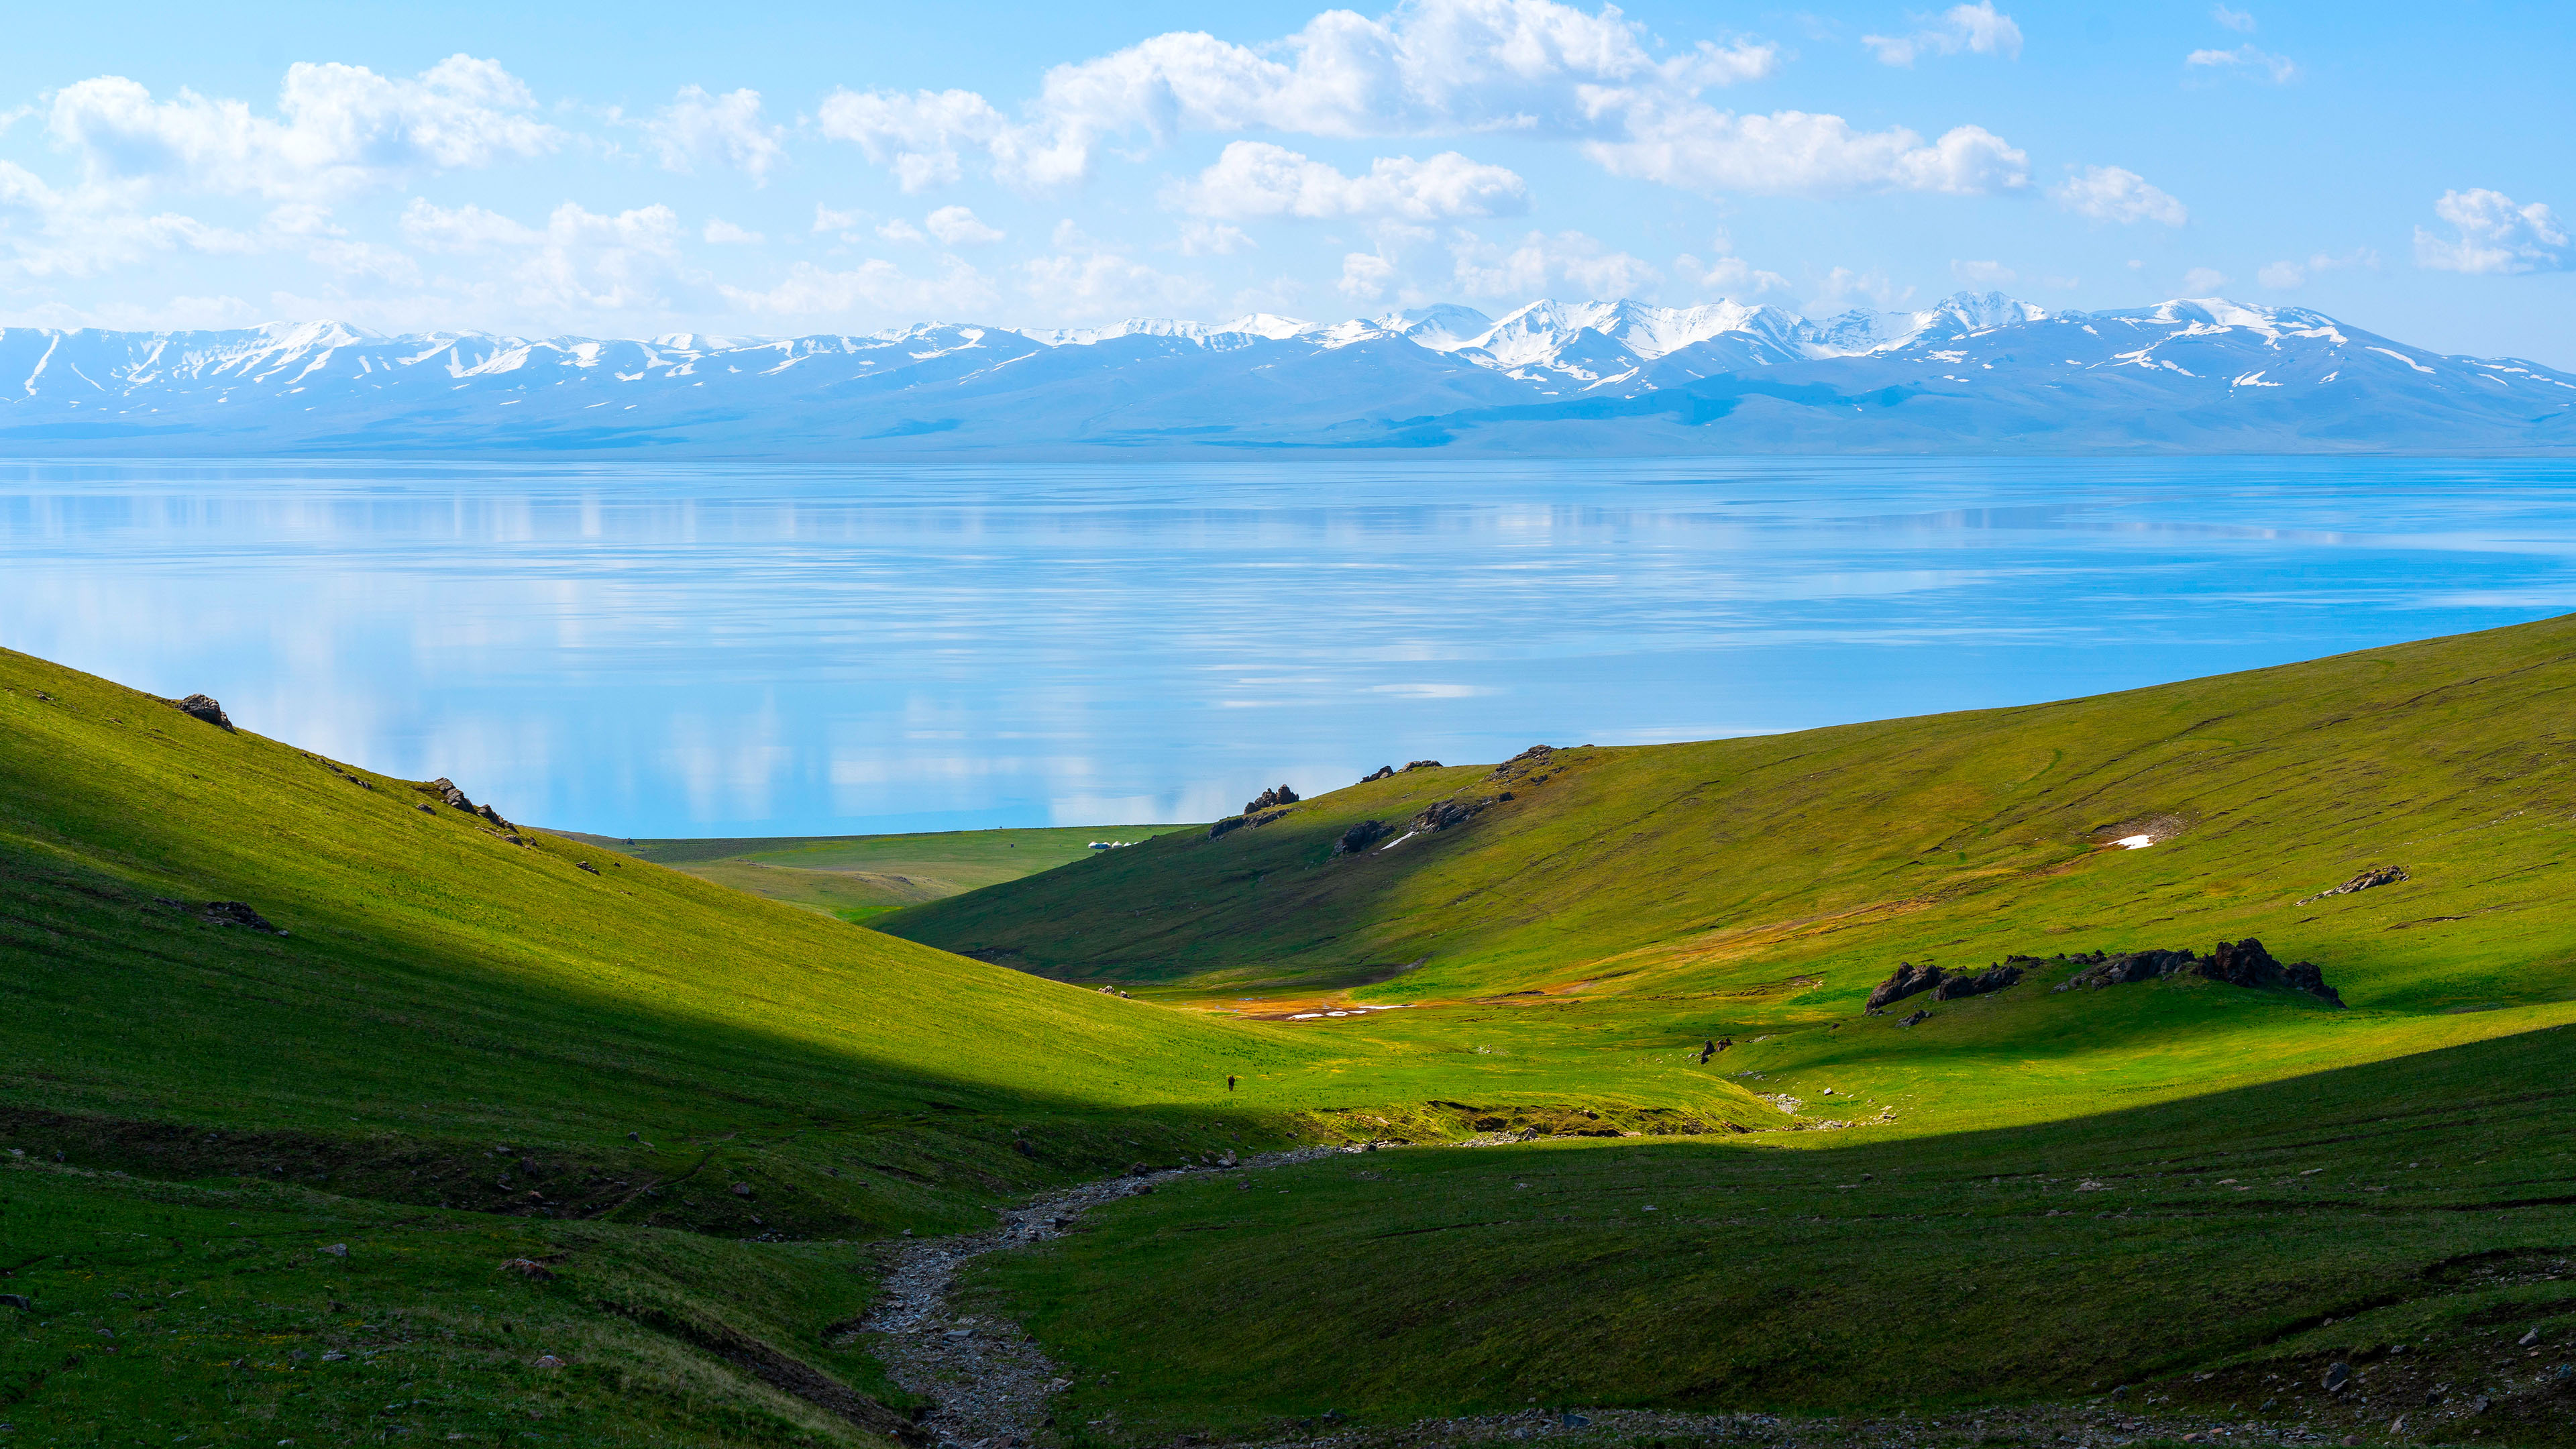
722;257;997;319
876;217;928;244
1863;3;2024;66
1589;107;2026;196
1951;258;2015;286
2414;189;2567;275
0;160;257;278
2186;44;2299;83
813;204;864;234
1339;250;1399;301
47;56;553;199
1451;229;1660;300
1171;142;1528;221
1178;221;1255;256
2212;5;2257;32
401;198;685;313
642;86;784;183
2182;266;2229;294
816;0;1994;203
924;205;1004;246
1676;231;1788;294
2051;165;2187;226
2255;248;2377;289
1811;266;1912;311
1020;246;1208;320
703;218;765;244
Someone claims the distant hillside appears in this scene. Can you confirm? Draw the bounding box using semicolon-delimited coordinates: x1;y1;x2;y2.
3;292;2569;456
886;612;2576;1044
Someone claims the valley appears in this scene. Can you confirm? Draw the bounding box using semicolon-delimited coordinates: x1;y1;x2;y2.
4;619;2573;1446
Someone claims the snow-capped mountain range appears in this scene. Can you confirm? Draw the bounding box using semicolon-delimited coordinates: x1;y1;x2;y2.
3;292;2571;456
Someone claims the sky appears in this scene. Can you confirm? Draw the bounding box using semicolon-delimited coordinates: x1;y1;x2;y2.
1;1;2571;363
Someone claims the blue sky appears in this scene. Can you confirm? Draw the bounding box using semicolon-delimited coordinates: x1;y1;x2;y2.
2;0;2570;362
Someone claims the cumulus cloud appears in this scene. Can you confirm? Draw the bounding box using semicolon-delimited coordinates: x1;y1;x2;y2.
1675;231;1787;294
703;218;764;244
812;0;2033;205
1589;107;2026;195
1863;3;2024;66
1950;258;2015;286
0;160;254;278
2212;5;2256;32
924;205;1004;246
46;56;553;199
2051;165;2187;226
2414;189;2567;275
642;86;784;182
2181;266;2229;294
1811;266;1913;311
1339;250;1400;301
722;256;997;319
2186;44;2298;83
2255;248;2375;289
1450;229;1660;300
1179;221;1256;256
876;217;928;244
401;197;686;312
1020;232;1209;320
1171;142;1527;221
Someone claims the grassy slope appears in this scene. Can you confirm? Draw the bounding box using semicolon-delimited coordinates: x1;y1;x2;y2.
888;616;2576;1440
0;646;1772;1444
564;825;1193;925
887;613;2576;1134
985;1024;2576;1444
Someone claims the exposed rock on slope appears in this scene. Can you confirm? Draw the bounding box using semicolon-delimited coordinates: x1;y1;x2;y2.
173;694;233;730
2055;938;2343;1006
2300;865;2408;905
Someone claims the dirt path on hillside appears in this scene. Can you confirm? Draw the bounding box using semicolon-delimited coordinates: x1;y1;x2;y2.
856;1148;2342;1449
853;1144;1350;1449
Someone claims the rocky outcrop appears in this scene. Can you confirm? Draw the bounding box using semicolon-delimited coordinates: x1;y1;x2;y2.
418;777;515;830
1410;797;1494;833
1932;960;2027;1001
1865;961;1943;1013
2056;938;2343;1006
201;901;283;934
1359;765;1395;783
1335;820;1393;855
1401;759;1442;771
2298;865;2408;905
1206;810;1287;841
1866;959;2027;1013
174;694;233;730
1242;783;1300;815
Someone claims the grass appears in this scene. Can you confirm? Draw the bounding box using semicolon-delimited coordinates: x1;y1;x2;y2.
10;614;2576;1444
562;826;1194;925
981;1024;2576;1444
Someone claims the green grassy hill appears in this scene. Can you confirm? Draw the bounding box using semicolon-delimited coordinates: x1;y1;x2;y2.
9;619;2576;1447
561;824;1195;925
0;645;1771;1444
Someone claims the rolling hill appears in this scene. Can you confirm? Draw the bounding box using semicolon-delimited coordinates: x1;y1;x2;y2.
7;620;2575;1444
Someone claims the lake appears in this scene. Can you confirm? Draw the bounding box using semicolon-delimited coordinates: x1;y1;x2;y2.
4;455;2571;837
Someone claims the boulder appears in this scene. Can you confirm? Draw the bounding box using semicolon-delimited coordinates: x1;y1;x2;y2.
428;777;474;810
202;901;284;934
2053;939;2343;1006
1410;797;1493;833
2299;865;2408;906
1401;759;1442;771
1898;1009;1931;1027
1334;820;1393;856
1866;961;1944;1013
1242;783;1301;815
1360;765;1395;783
1931;961;2025;1001
174;694;233;730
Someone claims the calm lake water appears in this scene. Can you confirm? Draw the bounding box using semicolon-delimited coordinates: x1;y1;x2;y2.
5;456;2572;837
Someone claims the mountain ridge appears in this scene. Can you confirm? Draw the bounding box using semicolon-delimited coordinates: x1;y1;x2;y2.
5;291;2571;456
